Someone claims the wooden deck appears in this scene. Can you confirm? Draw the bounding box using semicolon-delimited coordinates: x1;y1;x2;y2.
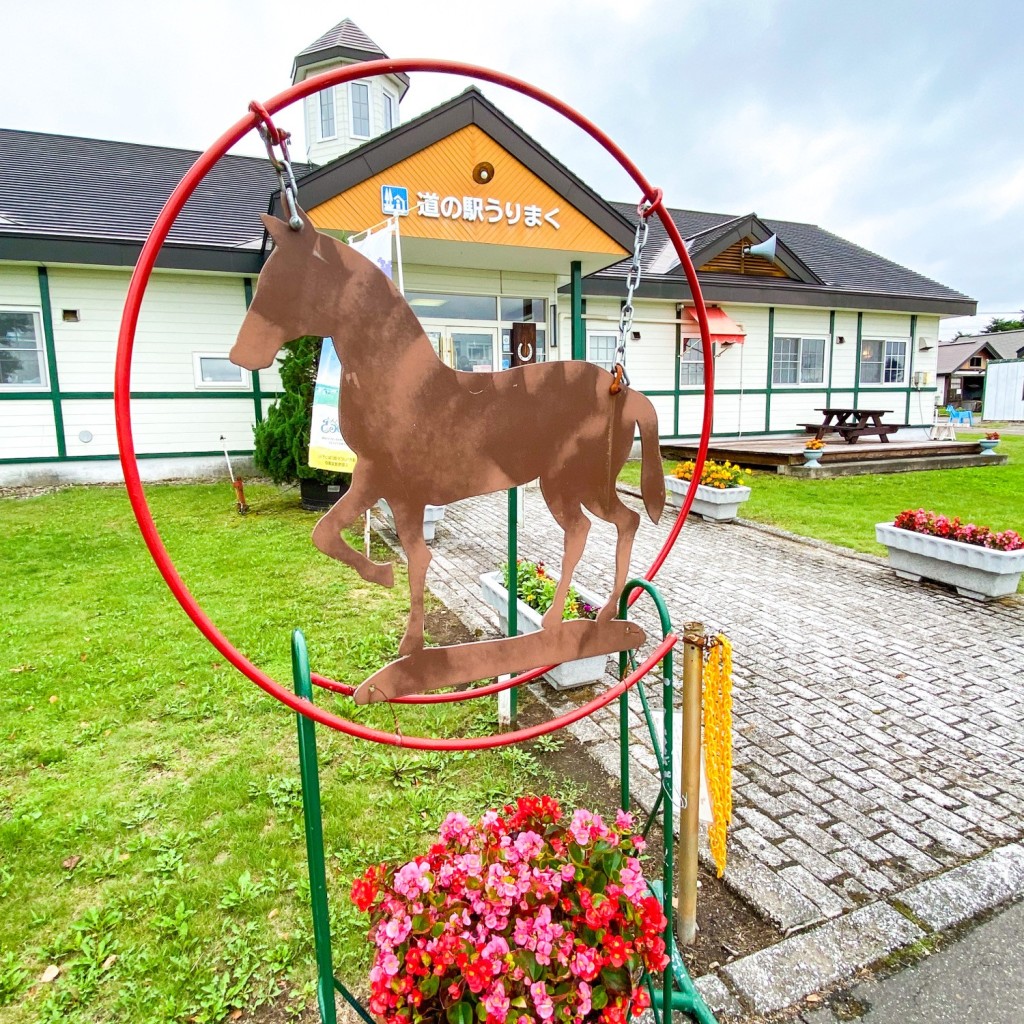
662;433;993;472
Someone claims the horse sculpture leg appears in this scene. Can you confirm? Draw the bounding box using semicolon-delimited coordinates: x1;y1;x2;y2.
584;493;640;622
311;470;394;588
539;484;592;629
389;501;431;655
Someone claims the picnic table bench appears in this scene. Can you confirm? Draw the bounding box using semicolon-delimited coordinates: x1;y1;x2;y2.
798;407;900;444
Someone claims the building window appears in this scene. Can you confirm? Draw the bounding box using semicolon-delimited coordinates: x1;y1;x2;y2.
772;336;825;385
587;334;617;371
193;353;248;389
350;82;371;138
860;339;907;384
968;355;983;368
383;90;398;132
319;87;336;140
0;309;47;389
679;339;704;386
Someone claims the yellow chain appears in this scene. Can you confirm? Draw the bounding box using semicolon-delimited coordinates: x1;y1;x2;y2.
703;634;733;877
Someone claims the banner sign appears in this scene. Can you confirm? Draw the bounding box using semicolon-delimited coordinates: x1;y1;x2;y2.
308;222;397;472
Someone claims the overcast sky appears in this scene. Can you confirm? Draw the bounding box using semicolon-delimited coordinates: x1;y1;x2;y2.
5;0;1022;337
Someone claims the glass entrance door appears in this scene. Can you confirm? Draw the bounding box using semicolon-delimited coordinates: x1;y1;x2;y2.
422;325;498;372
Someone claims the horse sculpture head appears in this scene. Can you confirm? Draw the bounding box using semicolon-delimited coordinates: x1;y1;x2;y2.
230;209;354;371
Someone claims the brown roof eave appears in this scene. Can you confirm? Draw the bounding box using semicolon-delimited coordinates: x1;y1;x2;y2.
565;275;978;317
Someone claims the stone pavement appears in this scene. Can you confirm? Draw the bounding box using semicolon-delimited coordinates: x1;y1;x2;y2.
374;483;1024;1015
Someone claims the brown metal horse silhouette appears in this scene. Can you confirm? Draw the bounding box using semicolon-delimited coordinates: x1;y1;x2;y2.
231;211;664;699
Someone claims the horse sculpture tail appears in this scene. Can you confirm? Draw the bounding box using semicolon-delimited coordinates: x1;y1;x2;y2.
631;390;666;524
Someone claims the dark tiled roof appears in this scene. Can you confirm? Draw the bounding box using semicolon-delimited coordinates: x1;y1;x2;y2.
0;128;306;247
295;19;386;60
602;202;973;305
0;125;975;311
936;332;1021;373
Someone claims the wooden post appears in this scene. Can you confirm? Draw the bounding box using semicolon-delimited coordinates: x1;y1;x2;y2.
678;622;703;946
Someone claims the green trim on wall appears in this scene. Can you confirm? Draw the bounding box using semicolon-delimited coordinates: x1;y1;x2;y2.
673;324;681;436
243;277;263;424
0;449;253;467
0;390;284;401
853;311;863;403
826;310;836;406
905;314;918;424
570;261;584;360
641;386;935;399
764;307;775;432
37;267;66;459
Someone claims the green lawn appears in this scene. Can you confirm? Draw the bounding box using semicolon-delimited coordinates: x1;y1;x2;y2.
0;484;568;1024
621;433;1023;558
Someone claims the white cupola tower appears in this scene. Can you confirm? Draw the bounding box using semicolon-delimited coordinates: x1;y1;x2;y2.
291;19;410;167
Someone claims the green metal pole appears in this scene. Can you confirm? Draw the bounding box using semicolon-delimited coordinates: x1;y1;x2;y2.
571;261;584;361
292;629;338;1024
619;655;630;812
507;488;518;723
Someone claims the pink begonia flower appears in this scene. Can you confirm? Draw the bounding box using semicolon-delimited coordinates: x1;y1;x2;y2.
439;811;473;842
394;860;432;898
513;830;544;861
561;863;576;881
578;981;593;1018
381;952;401;977
481;809;501;828
531;981;554;1020
484;982;510;1021
482;935;510;963
383;913;412;944
615;808;634;830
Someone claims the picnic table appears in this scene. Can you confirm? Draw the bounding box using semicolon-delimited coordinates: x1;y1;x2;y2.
798;407;899;444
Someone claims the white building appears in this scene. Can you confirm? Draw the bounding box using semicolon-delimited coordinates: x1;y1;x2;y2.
0;18;976;483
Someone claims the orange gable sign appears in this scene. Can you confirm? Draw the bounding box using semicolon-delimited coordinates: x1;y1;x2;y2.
308;125;627;257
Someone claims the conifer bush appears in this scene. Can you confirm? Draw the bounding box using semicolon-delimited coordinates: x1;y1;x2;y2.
252;336;350;488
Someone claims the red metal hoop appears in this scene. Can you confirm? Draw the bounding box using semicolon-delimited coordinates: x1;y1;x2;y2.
114;58;714;749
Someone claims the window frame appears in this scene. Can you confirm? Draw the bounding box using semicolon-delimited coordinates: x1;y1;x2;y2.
192;352;250;390
679;338;704;387
318;86;337;141
349;81;371;139
772;335;826;386
382;89;398;133
0;307;48;390
860;338;908;385
586;333;618;371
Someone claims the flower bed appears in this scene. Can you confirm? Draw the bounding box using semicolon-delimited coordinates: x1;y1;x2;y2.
877;510;1024;600
664;460;751;522
892;509;1022;551
480;564;607;689
352;798;668;1024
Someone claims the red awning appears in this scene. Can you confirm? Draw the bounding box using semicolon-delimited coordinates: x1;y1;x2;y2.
679;306;746;345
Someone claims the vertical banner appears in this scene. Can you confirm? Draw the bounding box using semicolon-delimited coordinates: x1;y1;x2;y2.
308;222;398;472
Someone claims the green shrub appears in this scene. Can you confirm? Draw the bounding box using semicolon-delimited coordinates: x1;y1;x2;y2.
252;335;349;487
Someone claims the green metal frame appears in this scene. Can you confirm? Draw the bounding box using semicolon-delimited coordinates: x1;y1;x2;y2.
290;574;717;1024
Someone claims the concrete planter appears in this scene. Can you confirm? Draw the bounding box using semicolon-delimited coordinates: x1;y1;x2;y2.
479;570;609;690
377;500;447;544
875;523;1024;601
665;476;752;522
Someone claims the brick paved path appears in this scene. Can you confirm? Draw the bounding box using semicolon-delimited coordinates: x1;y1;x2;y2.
387;487;1024;934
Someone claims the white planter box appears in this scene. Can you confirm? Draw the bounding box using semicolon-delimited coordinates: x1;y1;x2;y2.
479;570;609;690
665;476;751;522
377;500;447;544
875;523;1024;601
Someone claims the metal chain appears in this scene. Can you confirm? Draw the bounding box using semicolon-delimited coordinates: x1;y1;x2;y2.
613;201;654;387
249;101;302;230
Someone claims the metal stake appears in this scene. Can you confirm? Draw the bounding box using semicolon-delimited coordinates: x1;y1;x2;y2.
292;629;338;1024
678;622;704;946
